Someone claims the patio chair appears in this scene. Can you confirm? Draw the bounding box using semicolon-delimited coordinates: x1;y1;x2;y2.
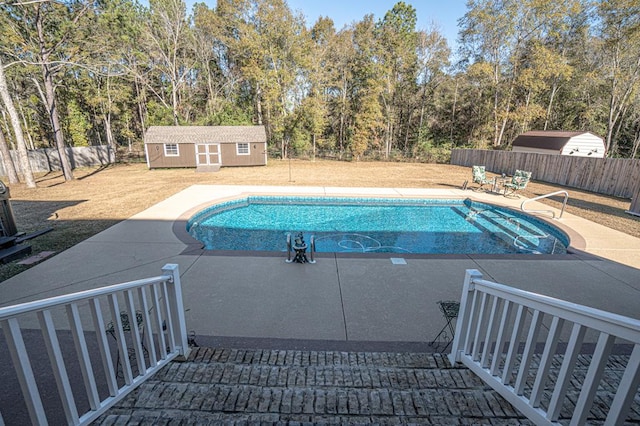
471;165;491;191
503;169;532;198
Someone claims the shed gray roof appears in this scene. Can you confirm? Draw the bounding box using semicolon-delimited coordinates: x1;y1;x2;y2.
512;131;598;150
144;126;266;144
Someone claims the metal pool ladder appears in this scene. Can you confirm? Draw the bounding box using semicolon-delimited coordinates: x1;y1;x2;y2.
521;190;569;219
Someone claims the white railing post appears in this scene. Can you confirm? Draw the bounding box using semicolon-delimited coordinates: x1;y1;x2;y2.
162;264;191;361
448;269;483;365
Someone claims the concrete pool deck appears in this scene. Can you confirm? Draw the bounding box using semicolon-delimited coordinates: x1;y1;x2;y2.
1;185;639;347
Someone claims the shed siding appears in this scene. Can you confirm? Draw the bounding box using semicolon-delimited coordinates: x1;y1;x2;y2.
560;134;605;157
220;142;267;166
147;143;197;168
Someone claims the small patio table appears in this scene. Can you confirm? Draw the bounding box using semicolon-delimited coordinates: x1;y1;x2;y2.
492;175;509;193
430;300;460;350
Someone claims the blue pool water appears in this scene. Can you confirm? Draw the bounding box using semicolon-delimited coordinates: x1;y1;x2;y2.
187;197;569;254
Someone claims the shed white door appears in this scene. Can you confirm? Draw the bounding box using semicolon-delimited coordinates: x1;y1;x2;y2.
195;143;220;166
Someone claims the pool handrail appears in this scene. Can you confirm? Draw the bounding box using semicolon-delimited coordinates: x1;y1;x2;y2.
286;233;292;262
521;190;569;219
309;236;316;263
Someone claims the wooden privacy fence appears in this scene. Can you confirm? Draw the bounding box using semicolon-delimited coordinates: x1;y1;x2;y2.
451;149;640;199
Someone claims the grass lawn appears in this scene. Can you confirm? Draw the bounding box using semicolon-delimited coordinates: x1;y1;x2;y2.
2;159;638;282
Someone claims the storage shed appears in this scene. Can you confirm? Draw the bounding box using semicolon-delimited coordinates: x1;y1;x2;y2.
512;131;605;158
144;126;267;171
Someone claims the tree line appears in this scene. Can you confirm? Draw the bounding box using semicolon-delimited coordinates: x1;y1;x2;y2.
0;0;639;187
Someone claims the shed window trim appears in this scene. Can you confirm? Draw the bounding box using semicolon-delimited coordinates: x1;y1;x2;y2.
237;143;250;155
164;143;179;156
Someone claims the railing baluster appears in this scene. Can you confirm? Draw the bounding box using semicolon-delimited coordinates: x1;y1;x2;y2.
37;309;80;424
481;296;501;368
490;300;514;376
514;309;544;395
605;344;640;425
501;305;527;386
108;294;133;384
89;298;118;396
66;302;101;410
471;293;490;362
1;318;48;425
150;283;168;360
138;286;158;366
161;280;177;352
547;323;587;421
530;316;565;407
570;332;616;426
124;290;147;375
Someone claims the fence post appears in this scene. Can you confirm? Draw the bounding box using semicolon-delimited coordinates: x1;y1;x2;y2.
162;264;191;361
628;180;640;216
448;269;483;365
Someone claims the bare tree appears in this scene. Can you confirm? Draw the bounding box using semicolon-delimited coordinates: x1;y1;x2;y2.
143;0;194;125
0;59;36;187
0;125;19;184
0;0;94;181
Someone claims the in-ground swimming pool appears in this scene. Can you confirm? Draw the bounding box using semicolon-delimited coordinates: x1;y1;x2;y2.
187;196;569;254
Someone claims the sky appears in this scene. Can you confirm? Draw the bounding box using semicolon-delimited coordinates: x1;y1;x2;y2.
181;1;469;52
285;0;468;50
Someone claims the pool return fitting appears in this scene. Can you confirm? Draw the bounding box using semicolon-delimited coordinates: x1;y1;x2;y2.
286;232;316;264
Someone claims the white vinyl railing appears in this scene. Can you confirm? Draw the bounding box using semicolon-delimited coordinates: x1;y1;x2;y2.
0;264;191;425
449;269;640;425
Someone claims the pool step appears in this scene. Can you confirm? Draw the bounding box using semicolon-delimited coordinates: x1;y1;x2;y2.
453;206;532;252
464;207;551;253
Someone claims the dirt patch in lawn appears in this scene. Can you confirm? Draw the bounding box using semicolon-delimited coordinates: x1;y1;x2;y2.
2;160;638;281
